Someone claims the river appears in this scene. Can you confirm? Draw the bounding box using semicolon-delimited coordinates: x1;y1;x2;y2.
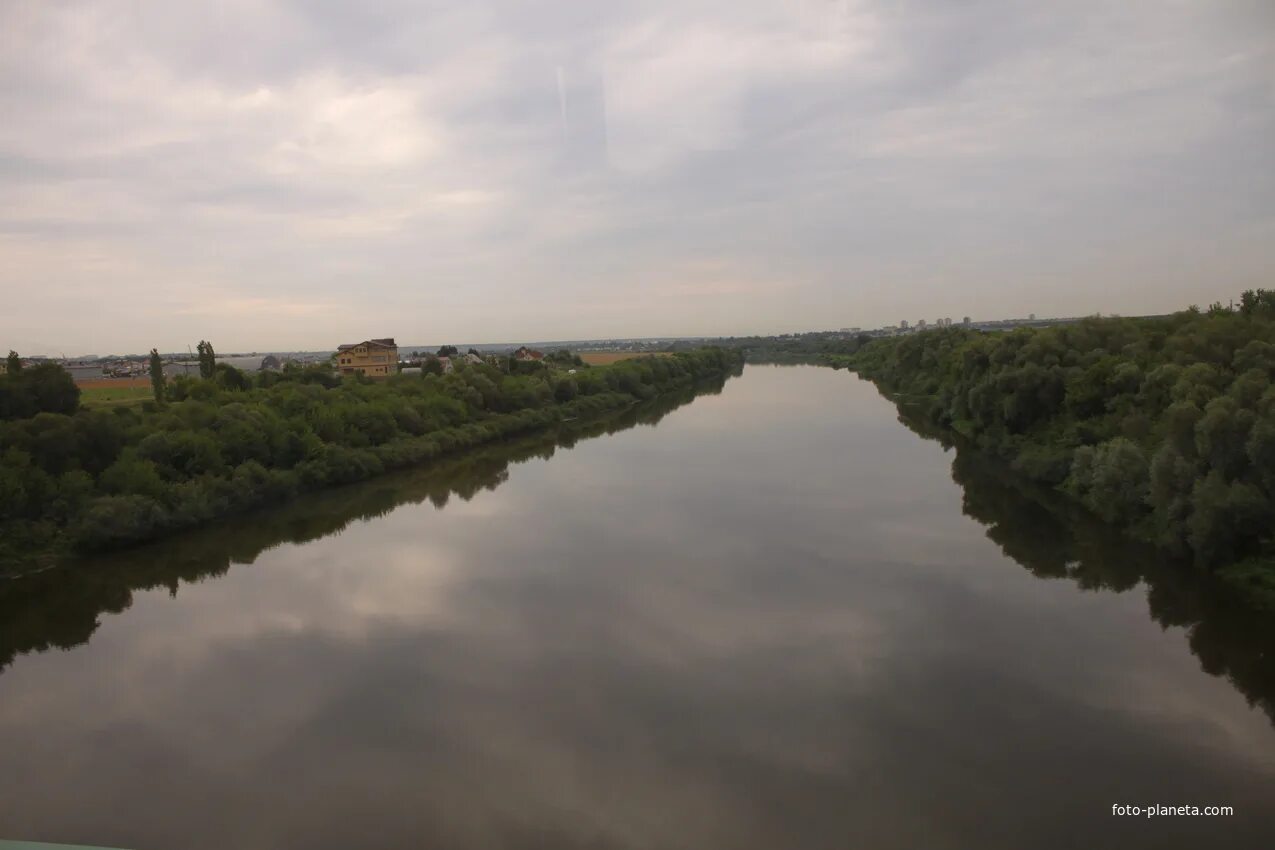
2;365;1273;849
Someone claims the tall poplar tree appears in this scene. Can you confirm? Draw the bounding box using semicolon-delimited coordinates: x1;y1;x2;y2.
149;348;166;403
197;340;216;379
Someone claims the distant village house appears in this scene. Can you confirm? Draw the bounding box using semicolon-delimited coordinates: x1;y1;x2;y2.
513;346;544;362
336;338;398;379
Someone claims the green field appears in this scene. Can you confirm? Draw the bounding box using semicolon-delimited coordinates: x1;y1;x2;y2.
79;383;153;408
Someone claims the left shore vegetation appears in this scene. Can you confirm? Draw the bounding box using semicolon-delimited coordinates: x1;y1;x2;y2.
0;347;741;569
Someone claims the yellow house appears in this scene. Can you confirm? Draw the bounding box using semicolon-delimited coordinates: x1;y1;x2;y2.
335;338;398;379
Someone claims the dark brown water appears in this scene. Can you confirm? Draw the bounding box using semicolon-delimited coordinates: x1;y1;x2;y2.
2;365;1274;849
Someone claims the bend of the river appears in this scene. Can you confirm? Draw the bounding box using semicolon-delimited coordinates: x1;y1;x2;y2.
2;365;1273;849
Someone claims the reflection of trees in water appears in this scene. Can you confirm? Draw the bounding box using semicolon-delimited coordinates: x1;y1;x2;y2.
897;407;1275;727
0;380;726;672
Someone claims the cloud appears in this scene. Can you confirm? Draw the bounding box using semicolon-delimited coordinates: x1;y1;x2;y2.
0;0;1272;354
601;3;879;170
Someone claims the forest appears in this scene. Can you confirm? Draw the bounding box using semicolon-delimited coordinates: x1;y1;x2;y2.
0;348;741;570
831;291;1275;607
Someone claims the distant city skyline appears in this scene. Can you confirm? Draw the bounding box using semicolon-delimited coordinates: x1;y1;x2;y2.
3;0;1272;356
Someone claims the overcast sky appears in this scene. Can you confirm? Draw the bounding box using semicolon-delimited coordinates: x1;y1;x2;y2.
2;0;1272;355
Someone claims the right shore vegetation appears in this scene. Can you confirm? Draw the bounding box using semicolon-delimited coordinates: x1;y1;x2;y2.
830;291;1275;606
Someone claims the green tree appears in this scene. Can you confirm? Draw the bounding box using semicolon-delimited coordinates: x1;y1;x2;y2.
137;431;224;477
1188;472;1268;567
1237;289;1275;318
1148;444;1196;550
99;453;169;500
149;348;166;403
22;363;80;417
553;376;578;402
71;494;166;550
547;349;584;367
214;363;249;391
5;350;20;374
1247;420;1275;493
1074;438;1150;524
1170;363;1224;407
197;340;216;379
1194;397;1255;479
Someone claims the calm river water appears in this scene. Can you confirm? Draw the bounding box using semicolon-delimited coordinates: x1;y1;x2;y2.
2;365;1274;849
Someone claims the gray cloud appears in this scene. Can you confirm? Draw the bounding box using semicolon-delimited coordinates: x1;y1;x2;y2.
1;0;1272;354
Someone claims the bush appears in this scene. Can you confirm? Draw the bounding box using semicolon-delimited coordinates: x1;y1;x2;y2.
72;495;166;551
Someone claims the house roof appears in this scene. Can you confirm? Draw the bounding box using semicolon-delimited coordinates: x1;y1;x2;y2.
337;338;397;351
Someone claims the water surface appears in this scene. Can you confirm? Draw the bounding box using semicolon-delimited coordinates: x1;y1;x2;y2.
2;366;1273;849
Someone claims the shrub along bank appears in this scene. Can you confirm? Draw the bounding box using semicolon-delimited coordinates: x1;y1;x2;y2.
0;348;741;569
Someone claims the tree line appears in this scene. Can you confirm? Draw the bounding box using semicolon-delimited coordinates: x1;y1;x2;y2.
0;348;740;569
890;402;1275;725
833;290;1275;606
0;379;725;671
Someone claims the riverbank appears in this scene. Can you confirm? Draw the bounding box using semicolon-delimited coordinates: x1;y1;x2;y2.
853;368;1275;611
825;305;1275;610
0;378;727;669
0;349;742;573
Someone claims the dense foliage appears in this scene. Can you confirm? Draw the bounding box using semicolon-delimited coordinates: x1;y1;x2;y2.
0;361;81;421
0;349;739;568
893;407;1275;723
0;379;723;671
837;292;1275;604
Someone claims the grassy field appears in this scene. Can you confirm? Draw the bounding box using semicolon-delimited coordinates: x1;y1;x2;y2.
79;378;152;408
577;351;669;365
